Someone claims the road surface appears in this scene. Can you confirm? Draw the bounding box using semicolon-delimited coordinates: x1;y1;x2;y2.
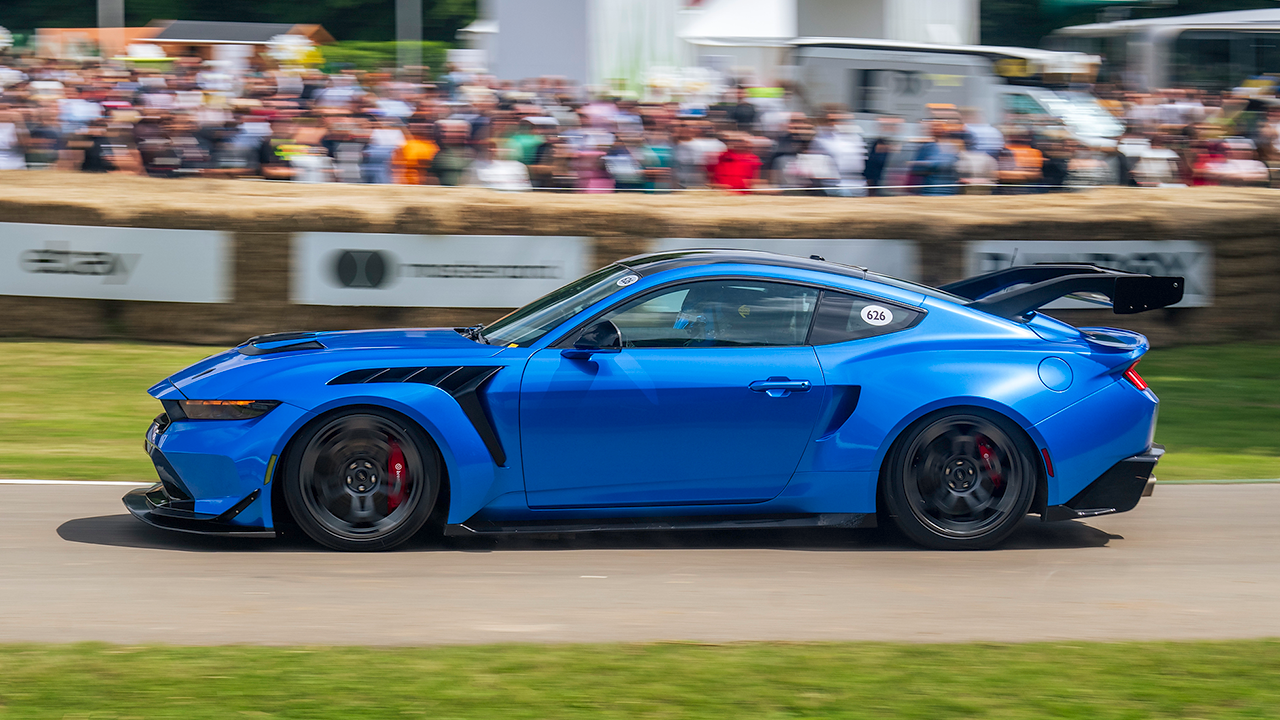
1;481;1276;645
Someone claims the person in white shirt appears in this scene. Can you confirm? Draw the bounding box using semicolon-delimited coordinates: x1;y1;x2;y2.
812;109;867;196
0;111;28;171
468;142;532;191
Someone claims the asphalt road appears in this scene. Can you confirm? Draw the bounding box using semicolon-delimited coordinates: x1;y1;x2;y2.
1;481;1277;646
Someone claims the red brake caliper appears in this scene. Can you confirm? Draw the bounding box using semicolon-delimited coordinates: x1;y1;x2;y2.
387;439;407;511
976;436;1003;489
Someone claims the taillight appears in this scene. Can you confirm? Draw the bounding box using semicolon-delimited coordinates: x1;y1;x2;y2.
1123;361;1148;391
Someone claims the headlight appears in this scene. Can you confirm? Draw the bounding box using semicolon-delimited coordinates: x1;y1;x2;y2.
176;400;280;421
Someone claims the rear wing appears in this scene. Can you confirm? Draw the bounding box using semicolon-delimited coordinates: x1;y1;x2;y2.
940;264;1184;319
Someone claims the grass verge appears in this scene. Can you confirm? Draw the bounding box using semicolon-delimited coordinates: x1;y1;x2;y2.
0;340;1276;483
1;640;1279;719
1138;343;1280;481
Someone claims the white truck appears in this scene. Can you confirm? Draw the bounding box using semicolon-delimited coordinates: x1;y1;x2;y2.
791;38;1124;148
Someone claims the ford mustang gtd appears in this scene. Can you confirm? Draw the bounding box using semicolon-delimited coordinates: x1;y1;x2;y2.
127;250;1182;551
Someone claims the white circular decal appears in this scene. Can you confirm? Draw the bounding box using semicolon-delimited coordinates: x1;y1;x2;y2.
616;274;639;287
860;304;893;326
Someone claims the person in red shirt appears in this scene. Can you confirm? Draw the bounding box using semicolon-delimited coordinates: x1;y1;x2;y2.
709;132;764;193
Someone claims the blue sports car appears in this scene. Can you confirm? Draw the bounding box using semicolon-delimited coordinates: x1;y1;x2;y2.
126;250;1182;551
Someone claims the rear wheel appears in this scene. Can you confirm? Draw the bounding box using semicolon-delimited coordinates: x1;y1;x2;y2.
884;409;1036;550
283;409;440;551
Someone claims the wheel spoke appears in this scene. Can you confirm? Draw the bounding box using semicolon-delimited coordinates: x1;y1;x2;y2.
296;414;428;541
901;414;1029;540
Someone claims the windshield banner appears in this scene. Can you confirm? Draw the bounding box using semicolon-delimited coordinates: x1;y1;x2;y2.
0;222;230;303
652;238;920;281
965;239;1213;308
293;233;590;307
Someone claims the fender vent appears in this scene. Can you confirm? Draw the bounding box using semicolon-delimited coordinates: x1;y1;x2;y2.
328;366;506;466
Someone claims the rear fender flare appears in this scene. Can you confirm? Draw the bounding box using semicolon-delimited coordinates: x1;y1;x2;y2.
872;397;1050;511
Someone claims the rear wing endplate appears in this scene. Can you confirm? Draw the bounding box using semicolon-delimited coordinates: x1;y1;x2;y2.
940;264;1185;319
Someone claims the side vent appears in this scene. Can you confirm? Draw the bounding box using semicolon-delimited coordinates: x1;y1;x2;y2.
328;365;507;466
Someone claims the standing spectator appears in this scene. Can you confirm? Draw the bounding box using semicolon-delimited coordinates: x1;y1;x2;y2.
962;108;1004;159
468;140;532;191
361;118;406;184
955;136;997;193
603;134;652;192
0;110;28;170
23;107;62;170
708;132;763;192
394;122;438;185
997;128;1044;192
673;120;725;188
909;123;960;196
777;137;840;195
812;108;866;196
729;87;757;131
1039;134;1072;192
864;116;902;195
429;119;475;186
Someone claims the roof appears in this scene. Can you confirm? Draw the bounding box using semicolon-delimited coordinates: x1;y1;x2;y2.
148;20;333;45
619;249;869;281
1054;8;1280;35
678;0;797;46
793;37;1099;73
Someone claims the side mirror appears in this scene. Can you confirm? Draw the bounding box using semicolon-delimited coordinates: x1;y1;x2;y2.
561;320;622;360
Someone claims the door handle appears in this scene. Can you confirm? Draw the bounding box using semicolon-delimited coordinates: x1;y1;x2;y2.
749;378;811;397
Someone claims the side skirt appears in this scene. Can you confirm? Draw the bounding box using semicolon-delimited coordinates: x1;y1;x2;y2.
445;512;876;536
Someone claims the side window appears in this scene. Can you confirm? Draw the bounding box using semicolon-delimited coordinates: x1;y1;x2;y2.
1002;93;1047;118
808;291;921;345
598;279;819;348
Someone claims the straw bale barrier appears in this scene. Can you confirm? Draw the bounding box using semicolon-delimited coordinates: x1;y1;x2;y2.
0;171;1277;347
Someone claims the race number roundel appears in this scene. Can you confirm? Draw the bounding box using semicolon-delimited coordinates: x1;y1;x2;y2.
861;304;893;326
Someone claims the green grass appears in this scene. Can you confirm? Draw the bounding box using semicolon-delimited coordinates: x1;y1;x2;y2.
0;341;212;481
1139;344;1280;481
0;640;1278;719
0;341;1276;483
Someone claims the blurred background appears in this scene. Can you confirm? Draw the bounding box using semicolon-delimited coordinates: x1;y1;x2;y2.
3;0;1280;190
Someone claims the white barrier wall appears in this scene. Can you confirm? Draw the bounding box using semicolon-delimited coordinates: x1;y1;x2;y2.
292;234;591;308
0;223;231;303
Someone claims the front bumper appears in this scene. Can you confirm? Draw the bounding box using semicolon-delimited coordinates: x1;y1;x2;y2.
1043;444;1164;522
124;483;275;537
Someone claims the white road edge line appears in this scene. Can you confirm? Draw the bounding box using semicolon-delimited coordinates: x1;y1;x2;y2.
0;479;153;487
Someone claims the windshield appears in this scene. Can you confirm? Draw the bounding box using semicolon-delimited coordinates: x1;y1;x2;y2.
1037;91;1124;139
484;265;633;347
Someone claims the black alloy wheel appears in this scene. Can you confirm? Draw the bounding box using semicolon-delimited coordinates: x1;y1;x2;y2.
884;409;1037;550
283;409;440;551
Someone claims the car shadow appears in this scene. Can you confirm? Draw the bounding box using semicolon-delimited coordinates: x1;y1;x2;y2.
58;514;1119;553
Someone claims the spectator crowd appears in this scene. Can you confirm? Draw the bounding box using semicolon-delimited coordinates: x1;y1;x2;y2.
2;54;1280;194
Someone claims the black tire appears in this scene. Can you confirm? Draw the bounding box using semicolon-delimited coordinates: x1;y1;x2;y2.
283;408;441;551
883;408;1037;550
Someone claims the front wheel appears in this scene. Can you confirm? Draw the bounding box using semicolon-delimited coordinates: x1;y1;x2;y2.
884;410;1037;550
283;409;440;551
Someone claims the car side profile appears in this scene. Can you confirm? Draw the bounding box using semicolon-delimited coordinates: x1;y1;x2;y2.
126;249;1182;550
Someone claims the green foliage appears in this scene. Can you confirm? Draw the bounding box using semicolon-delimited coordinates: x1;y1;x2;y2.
0;0;476;43
320;40;451;74
1142;343;1280;481
0;640;1279;718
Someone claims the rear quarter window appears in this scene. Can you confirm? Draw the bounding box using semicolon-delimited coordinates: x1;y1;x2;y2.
808;291;923;345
